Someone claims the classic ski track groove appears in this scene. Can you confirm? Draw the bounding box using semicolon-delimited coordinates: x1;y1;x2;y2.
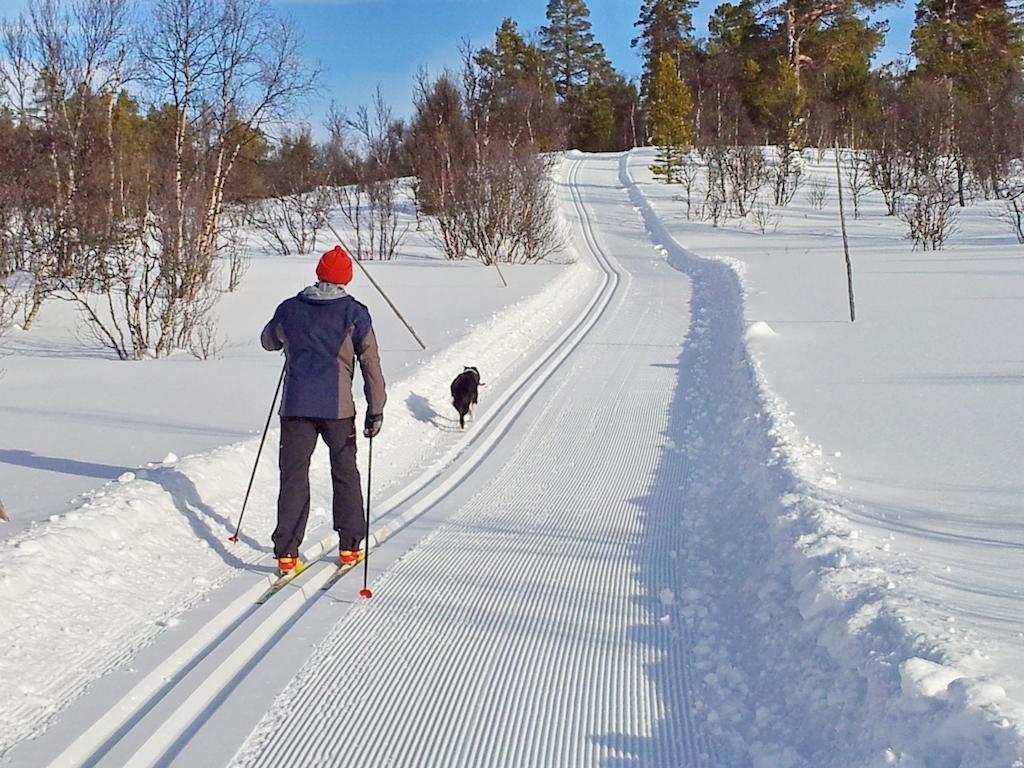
233;156;716;767
47;157;621;768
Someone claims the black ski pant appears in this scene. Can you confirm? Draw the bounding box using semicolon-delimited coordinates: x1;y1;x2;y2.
273;416;365;558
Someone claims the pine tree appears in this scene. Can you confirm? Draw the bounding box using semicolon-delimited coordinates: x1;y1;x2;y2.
803;16;884;142
540;0;610;105
913;0;1023;81
648;53;695;183
632;0;698;101
912;0;1024;195
476;18;561;149
754;0;893;88
476;18;552;91
705;0;772;141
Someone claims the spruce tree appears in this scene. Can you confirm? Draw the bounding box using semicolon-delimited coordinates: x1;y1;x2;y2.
576;81;615;151
647;53;695;183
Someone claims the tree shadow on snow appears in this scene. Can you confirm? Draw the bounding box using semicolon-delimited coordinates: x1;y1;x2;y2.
0;448;131;480
588;277;728;767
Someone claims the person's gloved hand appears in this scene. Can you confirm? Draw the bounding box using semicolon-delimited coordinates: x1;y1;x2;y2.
364;413;383;438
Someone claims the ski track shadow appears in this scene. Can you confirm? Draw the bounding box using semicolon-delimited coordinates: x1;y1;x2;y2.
150;468;258;567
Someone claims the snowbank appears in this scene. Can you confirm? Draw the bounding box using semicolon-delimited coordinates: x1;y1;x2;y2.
623;149;1023;765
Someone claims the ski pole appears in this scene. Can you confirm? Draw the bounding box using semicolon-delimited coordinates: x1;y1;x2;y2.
323;221;427;351
359;434;374;599
493;260;508;288
230;362;285;543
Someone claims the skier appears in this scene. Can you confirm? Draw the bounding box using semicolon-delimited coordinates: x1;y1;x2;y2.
261;245;386;577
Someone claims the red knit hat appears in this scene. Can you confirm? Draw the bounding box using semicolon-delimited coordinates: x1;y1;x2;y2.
316;245;353;285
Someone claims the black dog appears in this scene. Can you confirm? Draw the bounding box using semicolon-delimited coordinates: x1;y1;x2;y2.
450;367;481;430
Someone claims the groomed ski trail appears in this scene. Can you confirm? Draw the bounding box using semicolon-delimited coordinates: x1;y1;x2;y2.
230;152;1021;768
230;155;717;767
19;152;1017;768
8;156;615;768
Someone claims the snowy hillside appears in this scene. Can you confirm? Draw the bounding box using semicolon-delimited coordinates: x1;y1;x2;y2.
1;151;1021;767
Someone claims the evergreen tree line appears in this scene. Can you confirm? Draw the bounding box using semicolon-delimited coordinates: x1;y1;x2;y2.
638;0;1024;247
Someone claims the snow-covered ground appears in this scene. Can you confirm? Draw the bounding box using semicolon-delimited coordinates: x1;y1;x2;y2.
626;147;1024;761
0;191;601;756
0;209;571;533
1;150;1021;767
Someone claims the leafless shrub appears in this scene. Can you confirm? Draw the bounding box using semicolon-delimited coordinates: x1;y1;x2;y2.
245;131;332;256
0;287;18;336
989;158;1024;244
326;91;407;262
457;150;562;264
409;52;560;265
221;212;250;292
773;145;804;206
701;145;730;224
900;161;959;250
869;143;912;216
189;315;223;360
0;264;21;336
247;201;290;256
56;223;161;360
249;189;331;256
331;181;369;258
843;150;872;219
806;178;829;210
678;153;702;219
996;190;1024;244
750;201;780;234
725;146;767;216
703;180;727;227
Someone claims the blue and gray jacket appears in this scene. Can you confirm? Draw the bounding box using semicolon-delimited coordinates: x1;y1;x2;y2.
261;283;387;421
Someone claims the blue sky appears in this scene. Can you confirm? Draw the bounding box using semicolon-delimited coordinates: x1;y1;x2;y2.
0;0;916;131
281;0;916;129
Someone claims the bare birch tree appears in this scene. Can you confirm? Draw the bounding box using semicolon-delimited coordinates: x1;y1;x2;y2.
140;0;315;355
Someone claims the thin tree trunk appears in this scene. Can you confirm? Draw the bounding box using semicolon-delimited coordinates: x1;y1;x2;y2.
834;141;855;322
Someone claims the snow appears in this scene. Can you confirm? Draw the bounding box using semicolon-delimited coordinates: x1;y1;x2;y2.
0;184;600;756
1;150;1022;767
746;320;777;339
626;147;1024;762
0;218;571;533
